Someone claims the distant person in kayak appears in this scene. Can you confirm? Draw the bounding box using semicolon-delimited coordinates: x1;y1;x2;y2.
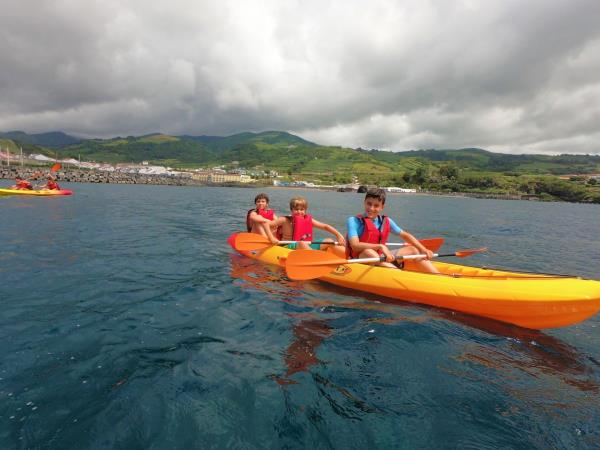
11;176;33;190
246;193;279;241
346;188;439;273
45;175;61;190
268;196;346;253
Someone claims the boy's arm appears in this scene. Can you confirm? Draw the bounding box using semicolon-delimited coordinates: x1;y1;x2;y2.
312;219;346;245
249;211;271;225
268;216;285;228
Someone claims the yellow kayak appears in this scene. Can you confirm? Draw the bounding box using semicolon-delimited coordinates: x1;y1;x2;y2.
234;243;600;330
0;188;73;196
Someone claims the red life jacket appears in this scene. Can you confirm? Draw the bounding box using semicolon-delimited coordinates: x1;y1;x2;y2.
16;180;33;190
284;214;313;241
246;208;274;232
46;180;60;190
347;214;390;258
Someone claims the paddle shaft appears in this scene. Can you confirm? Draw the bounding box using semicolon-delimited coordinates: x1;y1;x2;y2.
277;240;418;246
347;252;471;264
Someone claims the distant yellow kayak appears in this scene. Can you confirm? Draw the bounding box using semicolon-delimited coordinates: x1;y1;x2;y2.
0;188;73;196
232;241;600;330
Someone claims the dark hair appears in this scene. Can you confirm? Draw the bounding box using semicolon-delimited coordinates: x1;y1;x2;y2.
254;192;270;203
365;188;386;204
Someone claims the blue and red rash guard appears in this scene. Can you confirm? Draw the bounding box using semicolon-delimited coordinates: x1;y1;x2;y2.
246;208;275;232
346;214;391;258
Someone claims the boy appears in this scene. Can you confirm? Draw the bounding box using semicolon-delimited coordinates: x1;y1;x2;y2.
11;175;33;190
246;193;279;241
346;188;439;273
268;196;346;253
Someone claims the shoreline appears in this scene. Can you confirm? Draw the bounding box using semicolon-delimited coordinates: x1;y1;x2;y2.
2;167;596;204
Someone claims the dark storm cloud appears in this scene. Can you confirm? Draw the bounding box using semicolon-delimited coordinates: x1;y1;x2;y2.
1;0;599;154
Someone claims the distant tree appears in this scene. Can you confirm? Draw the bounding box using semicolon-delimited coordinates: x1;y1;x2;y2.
439;163;459;180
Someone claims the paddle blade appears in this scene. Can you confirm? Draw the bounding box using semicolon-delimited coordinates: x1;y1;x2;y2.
234;232;272;251
285;250;348;280
227;233;238;250
419;237;444;252
51;163;61;172
454;247;487;258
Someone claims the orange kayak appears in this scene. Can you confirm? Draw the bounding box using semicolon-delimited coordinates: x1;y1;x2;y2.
232;239;600;330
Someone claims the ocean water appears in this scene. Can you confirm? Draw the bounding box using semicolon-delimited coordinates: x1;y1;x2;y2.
1;183;599;449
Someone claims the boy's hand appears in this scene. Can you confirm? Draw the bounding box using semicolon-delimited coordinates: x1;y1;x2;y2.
381;245;395;263
336;234;346;246
424;249;434;260
269;237;280;245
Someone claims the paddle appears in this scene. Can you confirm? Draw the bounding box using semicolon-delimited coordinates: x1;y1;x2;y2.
234;232;444;252
285;247;487;280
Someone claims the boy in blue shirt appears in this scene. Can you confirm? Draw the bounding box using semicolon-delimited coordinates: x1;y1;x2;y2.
347;188;439;273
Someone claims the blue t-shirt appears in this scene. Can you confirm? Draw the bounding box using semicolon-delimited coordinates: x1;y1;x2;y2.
346;216;402;239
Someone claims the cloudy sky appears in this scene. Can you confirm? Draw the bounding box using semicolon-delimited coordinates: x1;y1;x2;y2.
1;0;600;154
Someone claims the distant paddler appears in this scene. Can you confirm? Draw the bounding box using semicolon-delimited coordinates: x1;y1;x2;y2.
10;175;33;190
44;175;61;191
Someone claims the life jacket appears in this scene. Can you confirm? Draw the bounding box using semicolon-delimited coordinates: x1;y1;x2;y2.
246;208;275;232
46;180;60;190
16;180;33;190
283;214;313;241
346;214;390;258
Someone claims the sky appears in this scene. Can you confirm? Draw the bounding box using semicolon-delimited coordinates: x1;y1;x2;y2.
1;0;600;155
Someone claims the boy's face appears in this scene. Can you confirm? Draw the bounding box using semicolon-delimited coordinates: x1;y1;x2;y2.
255;198;268;210
364;197;384;218
291;205;306;216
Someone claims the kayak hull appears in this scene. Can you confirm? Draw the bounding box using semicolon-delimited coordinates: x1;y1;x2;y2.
0;188;73;196
236;244;600;330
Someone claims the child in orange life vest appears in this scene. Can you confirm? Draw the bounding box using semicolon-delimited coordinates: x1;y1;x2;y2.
267;196;346;253
246;193;279;242
346;188;439;273
11;176;33;190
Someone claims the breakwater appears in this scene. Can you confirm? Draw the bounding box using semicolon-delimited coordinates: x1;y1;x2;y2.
1;166;201;186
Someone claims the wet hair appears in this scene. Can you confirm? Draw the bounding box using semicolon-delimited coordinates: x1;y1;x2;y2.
365;188;386;204
254;193;270;203
289;196;308;210
15;176;22;180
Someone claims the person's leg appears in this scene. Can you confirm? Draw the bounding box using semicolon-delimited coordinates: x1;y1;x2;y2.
392;246;439;274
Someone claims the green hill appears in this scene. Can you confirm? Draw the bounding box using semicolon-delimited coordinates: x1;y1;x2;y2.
3;129;599;202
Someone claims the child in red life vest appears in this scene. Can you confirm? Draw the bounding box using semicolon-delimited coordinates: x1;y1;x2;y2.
346;188;439;273
246;193;279;242
45;175;61;190
267;196;346;254
11;176;33;190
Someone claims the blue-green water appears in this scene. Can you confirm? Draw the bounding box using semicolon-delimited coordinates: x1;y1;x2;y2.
1;183;599;449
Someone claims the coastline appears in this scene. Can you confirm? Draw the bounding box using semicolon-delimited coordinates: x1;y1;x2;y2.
2;167;596;203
